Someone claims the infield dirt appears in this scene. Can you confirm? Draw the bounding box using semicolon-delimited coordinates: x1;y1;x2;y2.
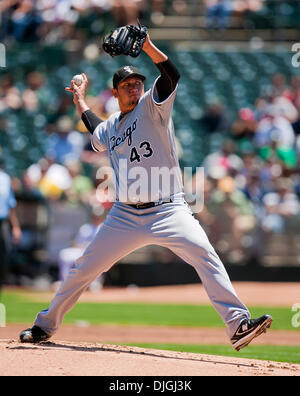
1;282;300;376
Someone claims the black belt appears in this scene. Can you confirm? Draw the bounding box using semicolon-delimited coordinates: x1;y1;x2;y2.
128;198;173;210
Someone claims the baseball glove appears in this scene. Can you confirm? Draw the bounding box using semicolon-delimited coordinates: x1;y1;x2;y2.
102;23;148;58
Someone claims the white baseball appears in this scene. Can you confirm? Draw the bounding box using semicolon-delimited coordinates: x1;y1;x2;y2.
73;74;83;86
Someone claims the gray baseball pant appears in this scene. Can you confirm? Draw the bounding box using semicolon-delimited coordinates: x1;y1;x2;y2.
34;195;250;339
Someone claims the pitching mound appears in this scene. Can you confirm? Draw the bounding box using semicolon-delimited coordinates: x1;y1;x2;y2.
1;339;299;376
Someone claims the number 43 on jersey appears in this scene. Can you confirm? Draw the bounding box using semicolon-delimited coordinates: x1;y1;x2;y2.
130;141;153;163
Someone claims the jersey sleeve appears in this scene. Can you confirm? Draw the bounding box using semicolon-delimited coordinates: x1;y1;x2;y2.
91;122;108;152
144;77;178;123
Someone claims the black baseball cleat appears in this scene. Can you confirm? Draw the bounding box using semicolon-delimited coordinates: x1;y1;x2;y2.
231;314;272;351
19;325;50;343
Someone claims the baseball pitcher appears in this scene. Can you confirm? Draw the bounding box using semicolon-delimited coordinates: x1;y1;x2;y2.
20;27;272;351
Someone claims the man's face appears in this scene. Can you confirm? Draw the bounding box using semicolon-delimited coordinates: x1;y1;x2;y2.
112;77;144;113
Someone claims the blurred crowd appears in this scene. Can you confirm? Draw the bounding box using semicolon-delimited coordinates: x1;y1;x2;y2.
204;0;265;29
194;72;300;263
0;0;152;44
0;0;276;44
0;0;173;43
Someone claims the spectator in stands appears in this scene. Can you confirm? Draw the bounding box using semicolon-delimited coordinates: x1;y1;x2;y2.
172;0;187;15
204;0;233;29
149;0;166;24
23;157;50;192
38;158;73;200
203;174;256;263
3;0;43;42
22;71;46;112
58;207;106;291
80;135;109;168
254;103;296;149
273;94;299;125
278;76;300;155
295;169;300;201
261;177;300;233
0;73;22;112
232;0;264;29
290;76;300;113
237;150;260;178
241;167;267;214
193;175;218;244
46;115;85;164
64;159;94;205
253;96;269;121
112;0;145;26
0;152;22;291
0;1;11;40
97;83;120;119
200;100;231;135
265;73;289;99
231;107;257;141
202;139;244;179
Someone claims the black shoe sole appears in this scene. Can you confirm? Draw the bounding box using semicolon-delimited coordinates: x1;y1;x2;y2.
20;337;50;344
232;315;273;351
19;328;50;343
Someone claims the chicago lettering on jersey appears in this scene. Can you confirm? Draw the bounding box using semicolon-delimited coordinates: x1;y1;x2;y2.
110;118;137;153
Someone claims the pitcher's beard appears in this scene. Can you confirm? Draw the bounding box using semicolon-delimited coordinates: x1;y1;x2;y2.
127;98;139;109
130;98;139;105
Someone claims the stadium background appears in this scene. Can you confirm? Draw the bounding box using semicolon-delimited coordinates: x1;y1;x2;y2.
1;0;300;288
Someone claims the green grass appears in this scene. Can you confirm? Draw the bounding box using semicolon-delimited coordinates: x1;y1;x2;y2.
2;290;299;365
123;343;300;365
0;291;223;326
0;291;298;330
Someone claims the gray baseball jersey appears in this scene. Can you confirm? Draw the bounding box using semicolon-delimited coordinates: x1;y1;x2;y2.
91;78;183;203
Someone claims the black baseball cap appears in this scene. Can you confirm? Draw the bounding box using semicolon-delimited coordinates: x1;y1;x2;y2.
113;66;146;89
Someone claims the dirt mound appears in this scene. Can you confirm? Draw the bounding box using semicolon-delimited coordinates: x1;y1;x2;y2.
1;339;299;376
1;283;300;376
